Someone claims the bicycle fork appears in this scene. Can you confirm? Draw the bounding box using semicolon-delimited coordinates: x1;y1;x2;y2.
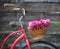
26;39;32;49
23;28;32;49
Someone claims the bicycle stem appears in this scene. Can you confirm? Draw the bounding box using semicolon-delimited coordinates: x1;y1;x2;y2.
19;15;24;28
19;8;25;27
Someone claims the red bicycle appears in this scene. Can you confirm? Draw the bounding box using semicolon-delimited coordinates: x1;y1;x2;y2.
0;8;58;49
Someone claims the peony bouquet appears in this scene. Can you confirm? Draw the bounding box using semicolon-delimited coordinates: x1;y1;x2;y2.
28;19;51;40
28;19;51;30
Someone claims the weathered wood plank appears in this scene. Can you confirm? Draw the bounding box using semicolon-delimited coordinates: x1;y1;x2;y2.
1;3;60;13
0;0;60;2
23;0;60;2
1;13;60;21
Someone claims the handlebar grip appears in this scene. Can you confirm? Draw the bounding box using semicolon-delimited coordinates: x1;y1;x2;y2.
12;8;25;16
22;8;25;16
18;8;25;16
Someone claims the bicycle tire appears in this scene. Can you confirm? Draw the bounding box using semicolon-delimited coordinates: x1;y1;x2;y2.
23;40;58;49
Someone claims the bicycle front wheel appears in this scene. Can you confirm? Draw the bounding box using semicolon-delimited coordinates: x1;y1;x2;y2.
23;40;58;49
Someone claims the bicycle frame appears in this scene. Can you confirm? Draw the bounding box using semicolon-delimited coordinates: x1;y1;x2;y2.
0;8;32;49
10;27;32;49
0;27;32;49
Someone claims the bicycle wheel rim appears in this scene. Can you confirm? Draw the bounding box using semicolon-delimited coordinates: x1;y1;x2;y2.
23;40;58;49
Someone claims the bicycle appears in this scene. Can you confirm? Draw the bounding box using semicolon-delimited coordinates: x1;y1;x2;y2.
0;8;58;49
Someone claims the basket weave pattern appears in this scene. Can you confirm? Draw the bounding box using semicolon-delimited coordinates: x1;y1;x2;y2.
28;26;47;40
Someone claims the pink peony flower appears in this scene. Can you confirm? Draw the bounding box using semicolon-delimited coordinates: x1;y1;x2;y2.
38;20;44;27
43;19;50;27
39;19;45;25
39;19;51;27
28;19;51;30
28;20;39;29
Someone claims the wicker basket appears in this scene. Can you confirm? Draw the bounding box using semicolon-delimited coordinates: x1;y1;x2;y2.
28;26;47;40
